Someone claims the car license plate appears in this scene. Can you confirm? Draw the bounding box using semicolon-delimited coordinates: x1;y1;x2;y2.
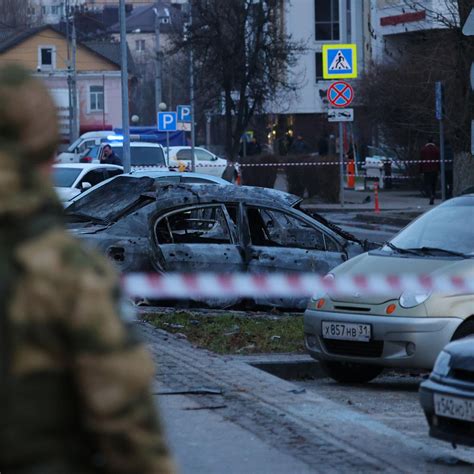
322;321;371;342
434;394;474;422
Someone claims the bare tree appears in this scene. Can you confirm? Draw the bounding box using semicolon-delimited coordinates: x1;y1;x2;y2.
361;0;473;158
171;0;304;159
0;0;31;28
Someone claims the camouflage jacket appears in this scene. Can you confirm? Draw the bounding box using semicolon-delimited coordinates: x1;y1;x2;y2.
0;173;174;473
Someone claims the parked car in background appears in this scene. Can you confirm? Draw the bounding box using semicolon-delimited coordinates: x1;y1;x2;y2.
56;131;112;163
53;163;123;203
167;146;229;177
420;337;474;447
66;183;369;309
304;194;474;383
80;141;168;169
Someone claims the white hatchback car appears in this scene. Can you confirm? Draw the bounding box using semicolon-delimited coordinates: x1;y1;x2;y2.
166;146;228;177
53;163;123;203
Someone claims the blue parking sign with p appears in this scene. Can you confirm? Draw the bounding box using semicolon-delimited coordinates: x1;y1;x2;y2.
177;105;192;123
158;112;177;131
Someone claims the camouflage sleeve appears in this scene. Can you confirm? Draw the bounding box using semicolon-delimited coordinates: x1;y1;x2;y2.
68;251;175;474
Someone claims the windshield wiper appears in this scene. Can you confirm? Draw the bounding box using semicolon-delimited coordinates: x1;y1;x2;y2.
405;246;470;258
385;242;421;256
65;212;107;225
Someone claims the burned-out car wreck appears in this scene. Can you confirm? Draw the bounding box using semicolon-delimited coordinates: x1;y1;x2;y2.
66;179;372;308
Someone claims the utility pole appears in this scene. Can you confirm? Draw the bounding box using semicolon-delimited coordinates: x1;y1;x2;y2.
154;7;162;118
65;0;74;143
119;0;131;173
186;4;196;172
71;18;79;141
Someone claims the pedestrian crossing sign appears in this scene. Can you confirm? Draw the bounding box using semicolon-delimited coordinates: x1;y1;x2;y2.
322;44;358;79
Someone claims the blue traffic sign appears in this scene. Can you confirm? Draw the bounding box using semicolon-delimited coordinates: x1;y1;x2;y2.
322;44;357;79
327;81;354;108
177;105;192;123
158;112;177;131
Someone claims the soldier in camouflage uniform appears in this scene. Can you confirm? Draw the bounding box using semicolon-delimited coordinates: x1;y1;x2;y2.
0;65;175;473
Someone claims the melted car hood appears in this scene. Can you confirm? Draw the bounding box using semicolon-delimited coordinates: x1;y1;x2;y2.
330;251;474;304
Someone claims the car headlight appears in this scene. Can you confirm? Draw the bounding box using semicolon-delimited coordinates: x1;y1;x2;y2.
310;273;334;301
399;291;431;308
432;351;451;377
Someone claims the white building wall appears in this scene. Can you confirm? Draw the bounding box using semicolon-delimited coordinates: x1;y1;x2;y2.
370;0;457;63
276;0;365;115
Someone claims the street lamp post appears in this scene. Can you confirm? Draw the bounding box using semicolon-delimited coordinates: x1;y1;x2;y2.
159;102;170;164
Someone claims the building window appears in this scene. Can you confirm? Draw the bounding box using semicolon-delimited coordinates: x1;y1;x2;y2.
51;5;60;15
135;39;146;52
315;52;323;81
27;6;35;15
89;85;104;112
41;6;47;15
38;46;55;70
315;0;339;41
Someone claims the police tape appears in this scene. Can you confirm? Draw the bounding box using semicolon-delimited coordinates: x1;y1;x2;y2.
123;273;474;300
170;159;451;169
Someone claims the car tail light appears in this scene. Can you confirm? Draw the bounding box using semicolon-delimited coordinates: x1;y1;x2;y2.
386;304;396;314
80;156;92;163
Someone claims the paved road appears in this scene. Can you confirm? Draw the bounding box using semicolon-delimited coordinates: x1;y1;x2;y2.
321;211;404;244
143;324;474;473
295;371;474;467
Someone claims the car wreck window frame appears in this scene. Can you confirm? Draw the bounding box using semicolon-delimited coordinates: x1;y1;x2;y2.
244;204;342;253
153;204;237;246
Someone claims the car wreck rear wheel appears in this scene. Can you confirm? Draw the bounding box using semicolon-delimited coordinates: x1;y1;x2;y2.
321;361;383;384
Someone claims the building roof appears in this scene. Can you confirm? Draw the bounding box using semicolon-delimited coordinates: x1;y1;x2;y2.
108;2;184;34
0;24;135;73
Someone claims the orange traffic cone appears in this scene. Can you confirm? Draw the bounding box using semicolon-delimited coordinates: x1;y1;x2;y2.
347;159;355;189
235;168;242;185
374;182;380;213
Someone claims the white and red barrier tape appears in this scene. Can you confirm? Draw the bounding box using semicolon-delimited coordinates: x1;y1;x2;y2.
168;159;450;169
124;273;474;299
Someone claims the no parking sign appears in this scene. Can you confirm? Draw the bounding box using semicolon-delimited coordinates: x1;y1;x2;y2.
327;81;354;108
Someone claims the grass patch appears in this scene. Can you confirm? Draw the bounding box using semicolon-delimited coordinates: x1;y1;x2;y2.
142;311;305;355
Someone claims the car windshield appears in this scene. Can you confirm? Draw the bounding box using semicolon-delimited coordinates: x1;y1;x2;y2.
65;175;156;223
52;167;82;187
82;145;101;160
112;146;166;167
388;197;474;256
66;137;82;153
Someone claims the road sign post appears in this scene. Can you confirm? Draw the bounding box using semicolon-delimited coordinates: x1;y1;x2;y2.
338;122;344;207
158;111;177;166
435;81;446;201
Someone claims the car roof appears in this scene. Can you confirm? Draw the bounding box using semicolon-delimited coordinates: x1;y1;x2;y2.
154;184;302;210
53;163;123;170
106;141;163;148
128;170;229;183
80;131;112;139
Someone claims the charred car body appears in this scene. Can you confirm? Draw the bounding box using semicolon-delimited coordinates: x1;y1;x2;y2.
66;181;371;308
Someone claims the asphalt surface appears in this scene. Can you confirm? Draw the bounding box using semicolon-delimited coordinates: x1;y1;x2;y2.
143;323;474;473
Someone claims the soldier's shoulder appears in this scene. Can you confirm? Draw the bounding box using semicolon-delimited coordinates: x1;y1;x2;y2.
16;226;116;281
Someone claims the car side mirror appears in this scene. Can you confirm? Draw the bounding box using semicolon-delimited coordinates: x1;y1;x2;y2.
81;182;92;191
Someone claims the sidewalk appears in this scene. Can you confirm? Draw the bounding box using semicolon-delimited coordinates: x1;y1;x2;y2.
143;323;473;473
303;188;434;213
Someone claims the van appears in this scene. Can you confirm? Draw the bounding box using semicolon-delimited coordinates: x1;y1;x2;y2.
81;141;169;169
56;131;114;163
